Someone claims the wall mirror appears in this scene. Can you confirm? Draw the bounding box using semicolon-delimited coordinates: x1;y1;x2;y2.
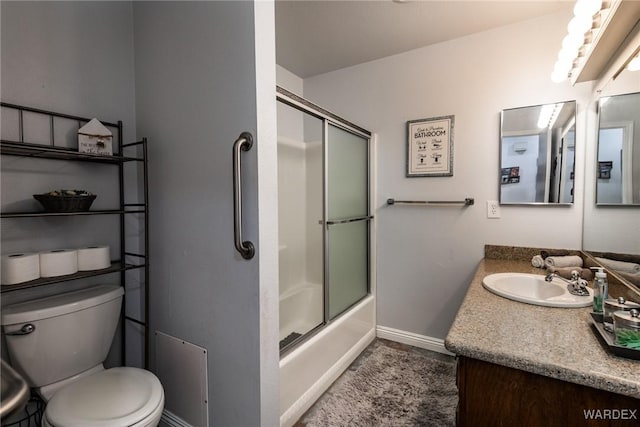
500;101;576;205
596;91;640;205
583;64;640;291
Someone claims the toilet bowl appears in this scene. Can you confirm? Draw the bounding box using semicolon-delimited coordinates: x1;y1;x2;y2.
1;285;164;427
42;367;164;427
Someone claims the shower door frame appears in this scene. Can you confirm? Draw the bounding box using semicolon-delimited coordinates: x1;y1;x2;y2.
276;86;373;354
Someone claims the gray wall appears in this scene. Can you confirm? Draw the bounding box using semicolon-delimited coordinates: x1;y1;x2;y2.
1;2;136;130
133;2;277;425
0;1;137;366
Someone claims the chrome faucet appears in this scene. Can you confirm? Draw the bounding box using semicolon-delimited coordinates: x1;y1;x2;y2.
545;271;590;296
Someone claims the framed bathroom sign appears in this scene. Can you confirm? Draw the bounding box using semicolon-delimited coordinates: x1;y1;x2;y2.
406;115;454;177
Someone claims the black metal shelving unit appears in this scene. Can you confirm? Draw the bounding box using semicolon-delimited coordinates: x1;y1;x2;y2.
0;102;150;369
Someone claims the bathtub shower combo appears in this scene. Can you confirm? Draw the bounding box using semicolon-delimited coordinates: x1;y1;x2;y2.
277;87;376;426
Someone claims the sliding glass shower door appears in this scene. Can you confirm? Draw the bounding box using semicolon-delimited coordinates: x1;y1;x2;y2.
277;89;371;352
277;101;324;350
326;124;370;319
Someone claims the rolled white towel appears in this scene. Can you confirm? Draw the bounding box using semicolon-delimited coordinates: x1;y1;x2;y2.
531;255;545;268
595;257;640;274
544;255;583;269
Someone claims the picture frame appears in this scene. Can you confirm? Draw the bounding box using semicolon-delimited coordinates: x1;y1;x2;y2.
598;161;613;179
500;166;520;185
406;115;454;177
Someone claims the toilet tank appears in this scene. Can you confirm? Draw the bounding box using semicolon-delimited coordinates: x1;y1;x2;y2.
1;285;124;387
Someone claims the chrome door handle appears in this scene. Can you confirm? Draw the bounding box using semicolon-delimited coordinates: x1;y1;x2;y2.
5;324;35;336
232;132;255;260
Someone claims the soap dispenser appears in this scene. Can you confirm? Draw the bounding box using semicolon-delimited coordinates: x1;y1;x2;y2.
590;267;608;314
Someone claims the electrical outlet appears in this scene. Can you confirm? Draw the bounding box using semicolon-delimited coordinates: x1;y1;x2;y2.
487;200;501;218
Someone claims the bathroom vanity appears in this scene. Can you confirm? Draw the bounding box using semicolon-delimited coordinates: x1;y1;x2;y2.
446;247;640;427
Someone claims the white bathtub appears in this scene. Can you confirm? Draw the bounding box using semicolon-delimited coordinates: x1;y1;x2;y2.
279;283;323;341
279;295;376;427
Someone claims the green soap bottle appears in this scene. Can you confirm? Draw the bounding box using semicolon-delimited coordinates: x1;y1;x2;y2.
591;267;608;313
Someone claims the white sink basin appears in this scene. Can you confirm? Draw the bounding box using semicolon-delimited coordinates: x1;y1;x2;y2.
482;273;593;308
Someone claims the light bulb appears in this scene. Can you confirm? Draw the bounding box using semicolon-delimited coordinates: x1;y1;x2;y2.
567;15;592;35
562;33;583;53
558;46;577;62
574;0;602;18
551;0;603;84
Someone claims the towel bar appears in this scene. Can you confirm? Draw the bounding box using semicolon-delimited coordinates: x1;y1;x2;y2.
386;198;474;206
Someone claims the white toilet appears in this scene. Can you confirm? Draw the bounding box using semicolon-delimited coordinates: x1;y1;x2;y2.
1;285;164;426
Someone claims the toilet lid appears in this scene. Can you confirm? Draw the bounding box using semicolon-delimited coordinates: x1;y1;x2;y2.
46;367;163;427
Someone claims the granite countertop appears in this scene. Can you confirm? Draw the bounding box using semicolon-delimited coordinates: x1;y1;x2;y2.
445;258;640;399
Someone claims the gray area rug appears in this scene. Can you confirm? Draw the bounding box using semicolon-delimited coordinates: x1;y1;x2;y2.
300;342;458;426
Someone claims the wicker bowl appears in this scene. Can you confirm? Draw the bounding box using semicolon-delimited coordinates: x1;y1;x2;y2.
33;192;96;213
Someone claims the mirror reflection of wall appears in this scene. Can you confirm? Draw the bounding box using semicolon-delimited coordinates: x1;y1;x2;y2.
596;91;640;205
500;101;576;204
583;66;640;275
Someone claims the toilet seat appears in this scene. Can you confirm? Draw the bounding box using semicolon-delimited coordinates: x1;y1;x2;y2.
44;367;164;427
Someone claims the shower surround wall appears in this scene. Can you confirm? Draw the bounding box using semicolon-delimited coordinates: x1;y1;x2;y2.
277;106;323;339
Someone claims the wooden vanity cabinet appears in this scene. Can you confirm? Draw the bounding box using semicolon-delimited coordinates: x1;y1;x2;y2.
456;356;640;427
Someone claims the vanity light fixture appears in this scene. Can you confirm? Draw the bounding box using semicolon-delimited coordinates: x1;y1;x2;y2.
537;103;561;129
551;0;605;83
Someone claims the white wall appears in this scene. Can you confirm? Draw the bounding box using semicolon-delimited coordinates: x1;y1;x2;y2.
501;135;540;203
277;64;304;96
596;128;624;203
277;70;308;297
303;9;593;339
276;79;307;298
278;137;309;294
276;68;324;293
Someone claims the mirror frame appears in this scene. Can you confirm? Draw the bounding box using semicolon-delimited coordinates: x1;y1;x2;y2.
594;91;640;206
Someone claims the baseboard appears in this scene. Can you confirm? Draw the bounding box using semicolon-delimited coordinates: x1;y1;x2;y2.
376;325;455;356
161;409;193;427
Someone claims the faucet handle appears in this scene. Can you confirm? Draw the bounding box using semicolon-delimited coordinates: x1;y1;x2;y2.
570;270;580;280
